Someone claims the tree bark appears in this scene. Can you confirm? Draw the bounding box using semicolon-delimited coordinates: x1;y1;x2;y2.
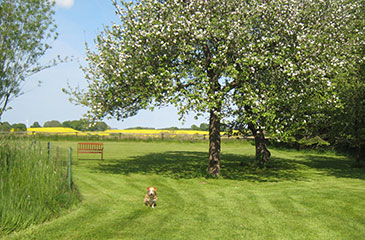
208;110;221;176
0;93;10;120
248;123;271;167
204;42;222;177
255;130;271;167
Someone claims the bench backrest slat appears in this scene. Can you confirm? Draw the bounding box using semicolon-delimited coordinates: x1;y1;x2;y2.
77;142;104;160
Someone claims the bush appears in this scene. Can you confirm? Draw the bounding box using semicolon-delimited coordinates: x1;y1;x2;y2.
44;120;62;127
0;122;12;132
11;123;26;131
30;121;41;128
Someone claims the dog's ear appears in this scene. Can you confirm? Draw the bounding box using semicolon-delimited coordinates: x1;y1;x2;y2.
154;187;157;191
146;187;150;190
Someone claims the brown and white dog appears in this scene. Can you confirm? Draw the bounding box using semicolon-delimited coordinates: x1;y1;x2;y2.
144;187;157;208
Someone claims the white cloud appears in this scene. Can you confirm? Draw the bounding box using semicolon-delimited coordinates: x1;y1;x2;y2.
53;0;75;9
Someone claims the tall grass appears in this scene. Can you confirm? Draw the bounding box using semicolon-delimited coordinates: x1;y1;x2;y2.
0;138;79;235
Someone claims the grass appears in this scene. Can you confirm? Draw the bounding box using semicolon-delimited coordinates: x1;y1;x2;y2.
3;140;365;239
0;139;80;235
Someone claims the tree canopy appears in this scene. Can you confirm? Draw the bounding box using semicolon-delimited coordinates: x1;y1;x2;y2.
0;0;57;119
44;120;62;128
30;121;41;128
328;3;365;165
62;119;109;131
68;0;362;175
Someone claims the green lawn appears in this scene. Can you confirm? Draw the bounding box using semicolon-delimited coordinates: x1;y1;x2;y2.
4;141;365;240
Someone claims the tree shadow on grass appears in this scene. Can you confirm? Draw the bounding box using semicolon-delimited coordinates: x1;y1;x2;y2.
93;151;308;182
297;155;365;180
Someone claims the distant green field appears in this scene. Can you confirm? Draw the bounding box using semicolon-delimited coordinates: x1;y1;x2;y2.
4;141;365;240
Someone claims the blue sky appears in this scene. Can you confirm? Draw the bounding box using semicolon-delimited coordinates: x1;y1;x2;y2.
2;0;206;129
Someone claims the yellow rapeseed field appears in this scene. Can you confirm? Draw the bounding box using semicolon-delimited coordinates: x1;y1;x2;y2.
27;127;86;136
105;129;209;135
26;127;210;136
28;127;79;133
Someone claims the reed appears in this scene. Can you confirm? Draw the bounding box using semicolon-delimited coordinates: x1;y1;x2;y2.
0;138;79;235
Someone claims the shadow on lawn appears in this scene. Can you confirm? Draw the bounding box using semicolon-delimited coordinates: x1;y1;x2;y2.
93;151;311;182
298;155;365;180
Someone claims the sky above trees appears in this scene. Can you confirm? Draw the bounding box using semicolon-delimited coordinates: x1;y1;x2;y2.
1;0;207;129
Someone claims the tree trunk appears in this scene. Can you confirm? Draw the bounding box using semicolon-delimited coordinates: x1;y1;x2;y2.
255;130;271;167
208;110;221;176
248;123;271;167
0;93;10;120
204;42;222;176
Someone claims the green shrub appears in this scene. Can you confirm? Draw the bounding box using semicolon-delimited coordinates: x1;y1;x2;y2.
11;123;27;131
0;122;12;132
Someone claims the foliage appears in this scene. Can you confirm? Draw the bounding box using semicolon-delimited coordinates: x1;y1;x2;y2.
62;119;86;131
190;124;200;131
125;126;156;130
191;123;209;131
264;0;365;163
66;0;361;175
162;126;179;130
0;0;58;119
90;121;109;131
44;120;62;128
199;123;209;131
329;1;365;165
11;123;26;131
62;119;109;131
30;121;41;128
0;139;79;235
0;122;11;132
227;0;362;166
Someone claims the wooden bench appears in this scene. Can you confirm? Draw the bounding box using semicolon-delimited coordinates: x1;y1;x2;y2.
77;142;104;160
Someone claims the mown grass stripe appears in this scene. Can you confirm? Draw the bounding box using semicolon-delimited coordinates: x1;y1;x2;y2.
4;141;365;240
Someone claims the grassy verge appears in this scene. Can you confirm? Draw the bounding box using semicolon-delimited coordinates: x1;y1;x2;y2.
0;138;80;236
4;141;365;239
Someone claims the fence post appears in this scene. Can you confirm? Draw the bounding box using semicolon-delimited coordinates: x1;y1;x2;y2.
68;147;72;189
47;142;50;162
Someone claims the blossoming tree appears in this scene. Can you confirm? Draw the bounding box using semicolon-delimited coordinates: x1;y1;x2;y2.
228;0;362;166
329;2;364;167
69;0;361;175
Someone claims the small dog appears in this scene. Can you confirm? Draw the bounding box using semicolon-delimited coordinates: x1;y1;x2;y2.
144;187;157;208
